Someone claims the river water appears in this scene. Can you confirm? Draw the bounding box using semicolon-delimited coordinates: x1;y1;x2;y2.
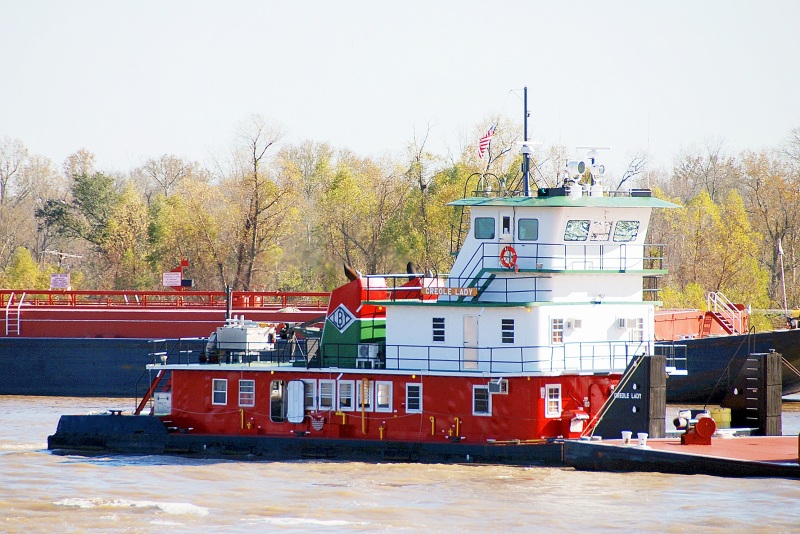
2;396;800;533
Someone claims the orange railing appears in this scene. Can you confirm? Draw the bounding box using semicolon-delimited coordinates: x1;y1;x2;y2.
0;289;329;309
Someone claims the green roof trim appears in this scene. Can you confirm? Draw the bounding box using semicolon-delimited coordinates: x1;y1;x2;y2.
481;268;668;275
449;195;678;209
365;299;659;308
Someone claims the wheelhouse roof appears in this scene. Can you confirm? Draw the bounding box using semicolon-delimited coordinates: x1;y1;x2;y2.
449;195;678;209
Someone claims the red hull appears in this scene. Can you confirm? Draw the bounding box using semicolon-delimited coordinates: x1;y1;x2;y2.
159;368;618;442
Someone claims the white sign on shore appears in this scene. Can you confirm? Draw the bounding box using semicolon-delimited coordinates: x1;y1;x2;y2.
50;273;70;290
162;271;182;287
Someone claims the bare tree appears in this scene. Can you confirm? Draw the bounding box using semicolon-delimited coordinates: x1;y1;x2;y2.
0;138;29;205
228;115;295;290
141;154;192;198
615;156;647;190
669;140;739;202
63;149;96;180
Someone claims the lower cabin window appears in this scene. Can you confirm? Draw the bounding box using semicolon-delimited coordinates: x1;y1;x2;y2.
319;379;335;410
406;383;422;413
212;379;227;405
545;384;562;418
338;380;355;411
473;385;491;416
356;379;373;411
376;381;392;412
238;379;255;407
302;380;316;410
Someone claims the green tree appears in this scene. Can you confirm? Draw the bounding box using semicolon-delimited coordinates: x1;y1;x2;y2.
1;247;45;289
659;190;768;307
740;149;800;308
105;184;154;288
317;152;410;276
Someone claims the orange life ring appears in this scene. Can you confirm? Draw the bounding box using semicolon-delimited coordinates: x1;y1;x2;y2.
499;246;517;269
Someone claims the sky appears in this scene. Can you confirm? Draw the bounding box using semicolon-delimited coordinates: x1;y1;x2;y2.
2;1;799;179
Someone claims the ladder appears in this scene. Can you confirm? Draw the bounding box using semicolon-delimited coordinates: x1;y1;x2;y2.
5;292;24;336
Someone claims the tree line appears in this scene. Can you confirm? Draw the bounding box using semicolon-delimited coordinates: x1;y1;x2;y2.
2;115;799;314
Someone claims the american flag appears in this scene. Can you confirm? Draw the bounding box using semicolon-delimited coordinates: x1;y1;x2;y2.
478;125;495;159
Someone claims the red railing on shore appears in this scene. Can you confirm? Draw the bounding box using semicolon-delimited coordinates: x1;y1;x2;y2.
0;289;330;309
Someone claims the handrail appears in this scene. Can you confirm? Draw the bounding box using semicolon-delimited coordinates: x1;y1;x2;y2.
706;291;743;334
449;241;666;275
0;289;329;309
318;340;651;374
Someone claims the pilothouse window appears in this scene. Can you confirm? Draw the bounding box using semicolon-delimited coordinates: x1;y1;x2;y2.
518;218;539;241
474;217;495;239
613;221;640;242
564;220;590;241
589;221;612;241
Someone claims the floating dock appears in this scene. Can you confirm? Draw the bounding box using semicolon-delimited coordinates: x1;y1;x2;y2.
564;435;800;479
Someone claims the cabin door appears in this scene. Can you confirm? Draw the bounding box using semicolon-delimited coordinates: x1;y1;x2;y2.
270;380;286;422
287;380;306;423
463;315;479;370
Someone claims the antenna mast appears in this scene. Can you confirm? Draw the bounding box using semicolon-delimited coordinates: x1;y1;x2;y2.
522;86;531;197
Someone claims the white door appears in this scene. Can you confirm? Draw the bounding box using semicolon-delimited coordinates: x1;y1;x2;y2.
286;380;306;423
463;315;479;370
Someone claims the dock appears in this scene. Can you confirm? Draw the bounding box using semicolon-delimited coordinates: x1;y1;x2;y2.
564;435;800;479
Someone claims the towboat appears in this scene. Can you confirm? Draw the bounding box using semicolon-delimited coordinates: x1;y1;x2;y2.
48;104;681;462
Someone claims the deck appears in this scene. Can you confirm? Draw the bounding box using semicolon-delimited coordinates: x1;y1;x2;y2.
564;435;800;478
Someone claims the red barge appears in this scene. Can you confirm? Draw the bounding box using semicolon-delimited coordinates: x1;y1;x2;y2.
0;289;328;396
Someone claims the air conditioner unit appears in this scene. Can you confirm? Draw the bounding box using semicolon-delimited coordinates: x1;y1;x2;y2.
358;343;379;359
617;318;638;329
357;344;380;368
566;319;583;329
488;379;509;394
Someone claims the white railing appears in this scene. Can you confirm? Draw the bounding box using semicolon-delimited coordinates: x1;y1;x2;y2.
706;291;743;334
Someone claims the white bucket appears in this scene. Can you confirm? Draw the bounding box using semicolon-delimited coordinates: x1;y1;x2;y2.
621;431;632;445
637;432;648;447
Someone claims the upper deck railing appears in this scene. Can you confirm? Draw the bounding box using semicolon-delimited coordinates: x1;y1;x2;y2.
160;338;662;375
359;240;667;304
